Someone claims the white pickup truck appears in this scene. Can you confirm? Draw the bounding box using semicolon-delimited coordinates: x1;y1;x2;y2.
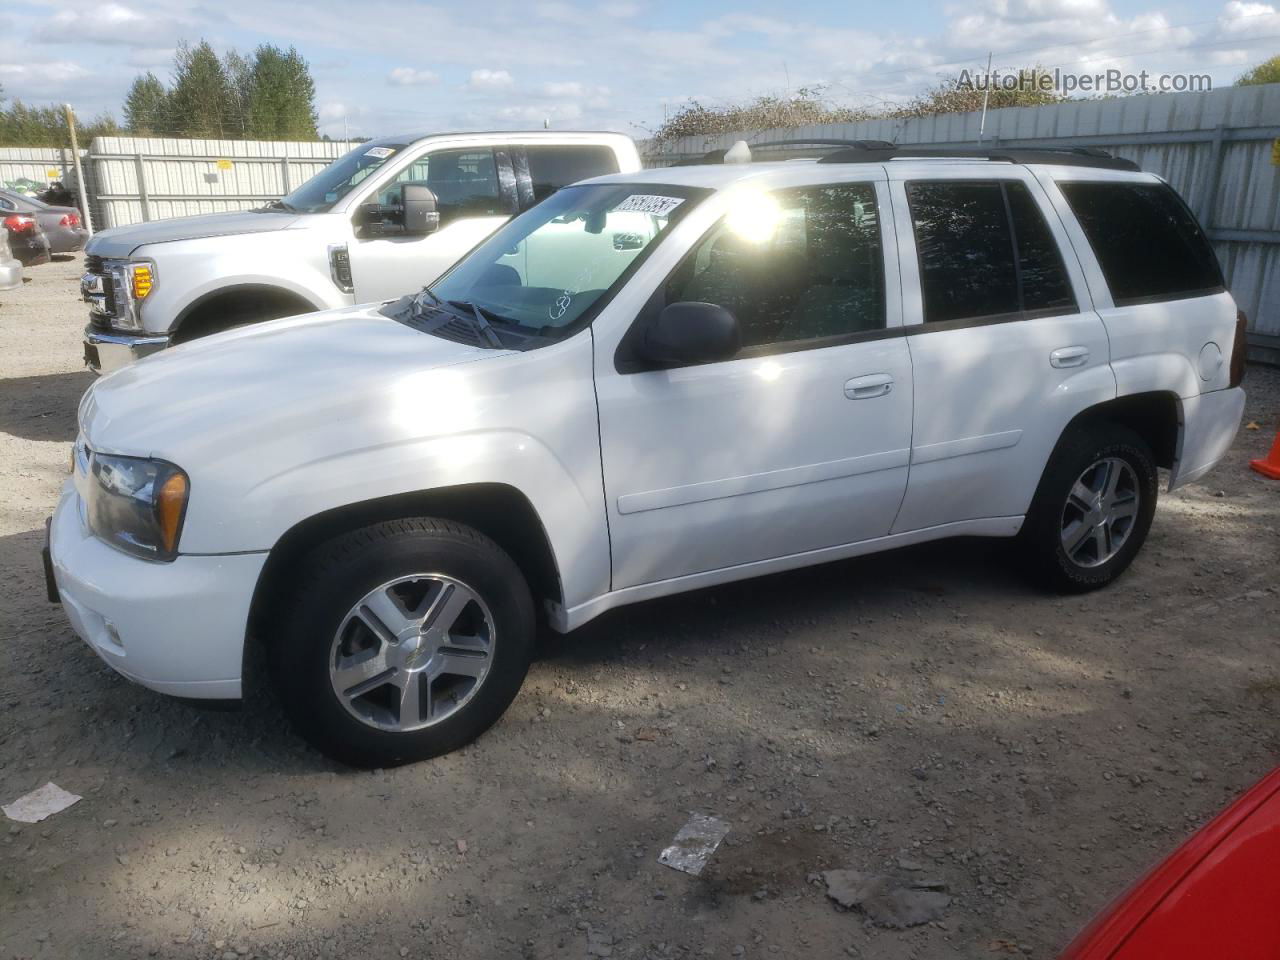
79;131;640;373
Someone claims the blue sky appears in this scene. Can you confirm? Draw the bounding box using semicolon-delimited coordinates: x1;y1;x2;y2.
1;0;1277;139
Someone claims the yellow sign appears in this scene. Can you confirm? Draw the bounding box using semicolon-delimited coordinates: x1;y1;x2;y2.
46;168;60;178
1272;138;1280;166
216;158;233;171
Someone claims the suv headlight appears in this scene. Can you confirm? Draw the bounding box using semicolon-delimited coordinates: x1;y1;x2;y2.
86;453;189;561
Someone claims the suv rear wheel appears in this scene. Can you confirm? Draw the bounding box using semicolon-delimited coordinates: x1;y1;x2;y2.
1020;423;1159;592
272;518;535;767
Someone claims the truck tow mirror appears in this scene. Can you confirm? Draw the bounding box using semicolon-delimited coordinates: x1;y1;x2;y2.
401;184;440;236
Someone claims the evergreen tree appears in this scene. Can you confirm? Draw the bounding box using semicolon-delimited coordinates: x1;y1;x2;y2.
167;41;234;138
123;72;169;135
222;50;254;137
246;45;318;140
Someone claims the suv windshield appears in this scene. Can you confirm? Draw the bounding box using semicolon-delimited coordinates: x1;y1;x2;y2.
277;142;407;213
422;183;707;341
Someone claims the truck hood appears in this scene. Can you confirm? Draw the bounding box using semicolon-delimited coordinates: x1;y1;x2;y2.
79;302;501;463
85;210;303;258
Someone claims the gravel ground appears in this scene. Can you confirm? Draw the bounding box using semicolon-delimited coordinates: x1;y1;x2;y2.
2;254;1279;960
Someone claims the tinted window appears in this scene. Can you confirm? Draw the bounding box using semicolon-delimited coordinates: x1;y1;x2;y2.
525;145;619;202
1059;181;1223;305
665;182;885;349
908;180;1076;323
1006;182;1075;313
909;181;1019;322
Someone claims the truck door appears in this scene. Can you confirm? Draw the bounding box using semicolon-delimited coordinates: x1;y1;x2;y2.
348;147;517;302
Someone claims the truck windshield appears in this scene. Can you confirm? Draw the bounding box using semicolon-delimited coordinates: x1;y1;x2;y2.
277;142;407;213
425;183;708;340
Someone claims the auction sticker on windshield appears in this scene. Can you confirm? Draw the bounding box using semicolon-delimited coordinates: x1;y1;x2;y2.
365;147;396;159
613;194;685;216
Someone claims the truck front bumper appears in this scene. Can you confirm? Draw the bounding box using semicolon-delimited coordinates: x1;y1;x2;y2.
48;481;267;699
84;325;169;375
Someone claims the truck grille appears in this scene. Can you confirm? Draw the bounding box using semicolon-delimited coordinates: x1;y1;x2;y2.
81;256;118;323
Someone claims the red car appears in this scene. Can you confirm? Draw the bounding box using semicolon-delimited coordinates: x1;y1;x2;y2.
1061;766;1280;958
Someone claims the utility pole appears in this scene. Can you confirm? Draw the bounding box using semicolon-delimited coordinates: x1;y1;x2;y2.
64;103;94;236
978;51;993;144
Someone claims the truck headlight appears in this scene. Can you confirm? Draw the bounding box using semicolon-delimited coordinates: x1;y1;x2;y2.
86;453;189;561
105;260;157;331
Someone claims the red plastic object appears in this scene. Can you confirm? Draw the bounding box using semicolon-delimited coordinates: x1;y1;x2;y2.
2;214;36;233
1252;429;1280;480
59;212;80;227
1060;766;1280;958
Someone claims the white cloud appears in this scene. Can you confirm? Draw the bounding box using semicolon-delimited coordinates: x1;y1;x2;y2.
468;68;514;91
31;2;193;48
388;67;439;86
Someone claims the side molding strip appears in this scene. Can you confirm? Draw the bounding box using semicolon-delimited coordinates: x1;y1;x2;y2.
911;429;1023;465
617;448;911;515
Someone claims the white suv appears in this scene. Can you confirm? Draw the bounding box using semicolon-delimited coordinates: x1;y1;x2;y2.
47;145;1247;766
79;131;640;373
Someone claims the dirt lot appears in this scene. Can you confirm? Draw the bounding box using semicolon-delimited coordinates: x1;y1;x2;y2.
1;254;1278;960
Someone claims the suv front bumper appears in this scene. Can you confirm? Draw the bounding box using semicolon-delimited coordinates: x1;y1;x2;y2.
48;481;267;699
84;325;169;375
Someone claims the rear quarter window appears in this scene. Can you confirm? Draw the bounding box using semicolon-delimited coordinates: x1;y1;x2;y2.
1059;181;1224;306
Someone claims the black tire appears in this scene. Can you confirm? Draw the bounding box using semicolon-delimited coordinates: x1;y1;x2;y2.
1019;422;1158;593
272;517;535;767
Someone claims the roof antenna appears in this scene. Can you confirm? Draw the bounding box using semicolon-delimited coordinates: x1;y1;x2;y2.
724;140;752;164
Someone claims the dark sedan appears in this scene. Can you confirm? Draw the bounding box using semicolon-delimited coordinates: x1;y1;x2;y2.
0;189;88;256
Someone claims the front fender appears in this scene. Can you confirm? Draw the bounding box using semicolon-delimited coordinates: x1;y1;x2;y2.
184;429;612;610
135;233;346;335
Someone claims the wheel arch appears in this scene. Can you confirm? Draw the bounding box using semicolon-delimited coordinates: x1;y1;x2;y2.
245;483;564;679
1063;390;1181;469
172;284;323;344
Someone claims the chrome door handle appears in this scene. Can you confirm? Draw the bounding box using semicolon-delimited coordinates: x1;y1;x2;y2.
844;373;894;400
1050;346;1090;368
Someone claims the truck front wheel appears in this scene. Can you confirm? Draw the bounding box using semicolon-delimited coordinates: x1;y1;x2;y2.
272;517;536;767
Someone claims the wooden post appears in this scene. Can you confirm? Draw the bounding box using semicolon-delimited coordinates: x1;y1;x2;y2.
63;104;94;235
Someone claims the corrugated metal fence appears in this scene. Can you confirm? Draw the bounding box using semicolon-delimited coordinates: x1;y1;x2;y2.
82;137;357;228
642;83;1280;362
1;138;356;231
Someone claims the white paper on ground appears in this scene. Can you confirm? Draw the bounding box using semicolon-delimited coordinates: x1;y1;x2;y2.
3;782;81;823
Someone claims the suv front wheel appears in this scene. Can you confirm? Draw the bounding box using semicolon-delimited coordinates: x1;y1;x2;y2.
273;518;535;767
1020;423;1159;592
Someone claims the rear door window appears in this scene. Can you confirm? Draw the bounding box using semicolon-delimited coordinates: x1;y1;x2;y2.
1058;181;1224;305
907;180;1077;324
525;145;620;202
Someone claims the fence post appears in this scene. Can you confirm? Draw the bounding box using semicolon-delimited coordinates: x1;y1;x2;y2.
280;157;292;195
1199;124;1227;230
134;153;152;223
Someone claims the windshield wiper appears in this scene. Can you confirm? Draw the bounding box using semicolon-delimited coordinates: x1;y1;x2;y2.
256;199;298;213
449;300;504;349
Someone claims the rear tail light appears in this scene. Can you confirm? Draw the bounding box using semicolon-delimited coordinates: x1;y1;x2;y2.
59;212;80;227
2;214;36;234
1230;309;1248;388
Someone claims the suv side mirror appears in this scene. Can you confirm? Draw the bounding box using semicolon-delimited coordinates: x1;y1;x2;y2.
401;184;440;236
639;302;741;366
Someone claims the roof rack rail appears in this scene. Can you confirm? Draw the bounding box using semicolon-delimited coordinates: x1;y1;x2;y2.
673;138;897;166
816;144;1138;171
